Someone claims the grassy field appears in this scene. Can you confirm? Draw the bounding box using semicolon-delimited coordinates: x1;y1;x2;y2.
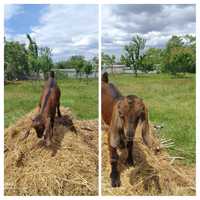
108;73;195;164
5;78;98;128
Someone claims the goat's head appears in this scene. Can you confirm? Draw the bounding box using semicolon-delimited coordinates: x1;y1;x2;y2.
32;114;45;138
116;95;144;140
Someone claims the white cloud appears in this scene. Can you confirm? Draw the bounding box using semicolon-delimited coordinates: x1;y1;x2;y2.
5;5;23;21
30;5;98;60
6;5;98;61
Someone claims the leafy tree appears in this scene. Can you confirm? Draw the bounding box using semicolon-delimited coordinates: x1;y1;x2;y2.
122;35;146;76
4;40;28;80
92;56;98;77
101;53;110;65
101;53;116;73
166;47;195;75
69;55;85;79
84;61;93;84
26;34;40;77
166;35;184;51
120;54;131;68
164;35;196;75
110;55;116;74
38;47;53;79
141;48;164;73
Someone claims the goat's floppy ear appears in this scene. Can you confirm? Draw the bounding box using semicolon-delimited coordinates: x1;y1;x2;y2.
109;101;123;148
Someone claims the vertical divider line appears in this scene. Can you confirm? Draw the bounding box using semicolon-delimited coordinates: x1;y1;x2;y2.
196;1;199;197
98;2;102;197
0;3;4;197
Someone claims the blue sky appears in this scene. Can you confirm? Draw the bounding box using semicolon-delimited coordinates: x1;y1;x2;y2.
5;4;98;62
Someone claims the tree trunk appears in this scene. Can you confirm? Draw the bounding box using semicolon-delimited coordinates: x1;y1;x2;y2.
86;74;88;84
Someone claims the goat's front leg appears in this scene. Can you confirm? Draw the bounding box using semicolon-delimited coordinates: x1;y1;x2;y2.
50;118;54;141
57;103;61;117
44;118;52;146
108;135;121;187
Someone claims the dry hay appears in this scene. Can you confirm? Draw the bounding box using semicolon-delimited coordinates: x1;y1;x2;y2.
5;107;98;196
102;122;195;195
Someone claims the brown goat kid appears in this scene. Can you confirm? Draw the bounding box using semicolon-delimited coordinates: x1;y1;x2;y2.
102;72;153;187
31;71;61;146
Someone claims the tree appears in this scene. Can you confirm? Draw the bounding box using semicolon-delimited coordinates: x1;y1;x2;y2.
166;47;195;75
164;35;196;75
166;35;184;51
141;48;164;73
26;34;40;77
84;61;93;84
4;40;28;80
101;53;110;65
38;47;53;79
92;56;98;77
122;35;146;77
110;55;116;74
120;54;131;68
101;53;116;73
69;55;85;79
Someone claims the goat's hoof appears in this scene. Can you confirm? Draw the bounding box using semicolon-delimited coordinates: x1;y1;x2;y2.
126;156;135;166
111;177;121;187
110;172;121;187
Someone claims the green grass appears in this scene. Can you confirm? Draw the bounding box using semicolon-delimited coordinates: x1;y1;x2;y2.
109;73;195;164
4;78;98;128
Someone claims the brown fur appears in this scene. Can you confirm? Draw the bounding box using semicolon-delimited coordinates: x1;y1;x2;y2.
32;71;61;146
101;72;152;187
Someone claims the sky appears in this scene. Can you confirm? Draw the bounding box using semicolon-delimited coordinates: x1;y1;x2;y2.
5;4;98;62
102;4;196;59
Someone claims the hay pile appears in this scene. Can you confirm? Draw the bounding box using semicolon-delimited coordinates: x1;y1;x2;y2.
5;107;98;196
102;122;195;195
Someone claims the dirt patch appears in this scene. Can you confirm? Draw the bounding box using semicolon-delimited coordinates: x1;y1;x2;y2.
4;107;98;196
102;122;195;195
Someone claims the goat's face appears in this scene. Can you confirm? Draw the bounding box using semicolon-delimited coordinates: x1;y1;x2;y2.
32;114;45;138
117;95;142;140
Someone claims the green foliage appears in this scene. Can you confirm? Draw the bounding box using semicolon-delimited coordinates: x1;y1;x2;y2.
26;34;40;75
102;53;115;64
120;34;196;76
4;41;29;80
54;60;74;69
84;61;93;84
68;55;85;78
164;35;196;75
120;54;131;68
122;35;146;76
38;47;53;79
141;48;164;73
84;61;93;76
101;53;116;73
5;35;54;80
